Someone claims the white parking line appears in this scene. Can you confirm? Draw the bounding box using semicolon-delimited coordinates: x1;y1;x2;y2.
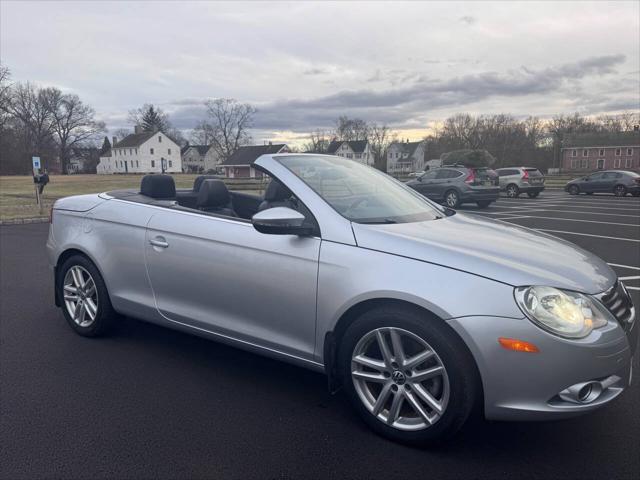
618;275;640;281
495;216;532;220
502;216;640;227
608;263;640;270
533;229;640;243
626;286;640;291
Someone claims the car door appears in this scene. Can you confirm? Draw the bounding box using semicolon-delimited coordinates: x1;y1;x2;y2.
432;169;462;200
601;172;618;192
586;172;607;192
412;170;439;199
144;208;321;361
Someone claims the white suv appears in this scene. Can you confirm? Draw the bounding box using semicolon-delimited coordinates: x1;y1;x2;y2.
496;167;545;198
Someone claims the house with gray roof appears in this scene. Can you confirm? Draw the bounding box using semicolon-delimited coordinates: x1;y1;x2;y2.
220;143;288;178
326;140;374;166
181;144;220;173
386;140;426;174
561;131;639;172
96;126;182;174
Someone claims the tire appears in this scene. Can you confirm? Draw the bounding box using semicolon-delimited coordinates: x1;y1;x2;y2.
568;185;579;195
338;305;479;446
527;192;539;198
444;190;460;208
505;184;519;198
476;200;492;208
614;185;627;197
57;254;117;337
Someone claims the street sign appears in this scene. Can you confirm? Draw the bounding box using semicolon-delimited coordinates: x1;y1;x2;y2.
32;156;41;172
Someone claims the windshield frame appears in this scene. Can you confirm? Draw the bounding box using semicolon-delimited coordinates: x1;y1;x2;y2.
274;154;447;224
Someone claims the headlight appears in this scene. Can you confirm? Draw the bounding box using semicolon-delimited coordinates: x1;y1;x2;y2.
515;286;612;338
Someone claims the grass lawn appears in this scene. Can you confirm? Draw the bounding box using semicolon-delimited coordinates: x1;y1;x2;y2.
0;174;264;221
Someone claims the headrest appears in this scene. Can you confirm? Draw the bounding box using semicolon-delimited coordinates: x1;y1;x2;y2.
193;175;220;192
141;174;176;199
264;180;292;202
196;180;230;208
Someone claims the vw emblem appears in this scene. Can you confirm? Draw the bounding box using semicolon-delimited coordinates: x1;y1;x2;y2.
391;370;406;385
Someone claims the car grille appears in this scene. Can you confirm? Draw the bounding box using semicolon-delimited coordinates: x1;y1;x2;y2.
595;280;635;331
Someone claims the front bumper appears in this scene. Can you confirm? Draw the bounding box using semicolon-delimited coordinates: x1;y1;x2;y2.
447;312;636;421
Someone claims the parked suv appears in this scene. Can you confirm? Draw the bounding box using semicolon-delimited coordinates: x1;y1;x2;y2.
406;165;499;208
495;167;545;198
565;170;640;197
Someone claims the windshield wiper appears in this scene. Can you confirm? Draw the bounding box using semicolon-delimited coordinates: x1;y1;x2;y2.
358;218;397;224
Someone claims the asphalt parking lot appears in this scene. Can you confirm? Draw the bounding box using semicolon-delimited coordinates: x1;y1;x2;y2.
1;191;639;480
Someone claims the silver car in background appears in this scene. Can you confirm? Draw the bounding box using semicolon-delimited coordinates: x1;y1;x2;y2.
496;166;546;198
47;154;636;445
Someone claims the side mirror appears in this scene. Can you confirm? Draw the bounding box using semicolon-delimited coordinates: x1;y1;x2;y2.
252;207;314;236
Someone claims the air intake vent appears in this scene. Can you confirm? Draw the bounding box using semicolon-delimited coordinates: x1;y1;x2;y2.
596;281;635;331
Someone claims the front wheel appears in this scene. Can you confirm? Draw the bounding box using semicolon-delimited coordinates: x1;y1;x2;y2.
614;185;627;197
444;190;461;208
57;255;117;336
505;184;519;198
476;200;492;208
568;185;579;195
338;306;478;445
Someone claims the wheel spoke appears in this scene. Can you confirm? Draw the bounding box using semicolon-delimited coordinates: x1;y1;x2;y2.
389;329;405;364
64;294;79;301
403;349;434;369
352;371;387;383
84;279;96;298
372;383;392;416
413;383;443;414
375;330;393;368
71;268;85;288
387;390;404;425
410;365;444;383
404;390;433;424
84;298;97;320
353;354;386;372
73;301;83;321
63;284;78;294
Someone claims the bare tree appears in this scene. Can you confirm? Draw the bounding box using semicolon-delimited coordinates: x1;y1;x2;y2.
113;128;131;142
0;64;12;131
190;120;215;145
6;82;56;155
303;129;331;153
204;98;256;161
48;89;106;173
335;116;369;141
368;123;395;171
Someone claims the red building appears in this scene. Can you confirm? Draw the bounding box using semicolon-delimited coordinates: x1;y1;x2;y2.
561;131;639;172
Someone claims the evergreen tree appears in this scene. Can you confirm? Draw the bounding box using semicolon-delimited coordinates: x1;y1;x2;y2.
99;136;111;154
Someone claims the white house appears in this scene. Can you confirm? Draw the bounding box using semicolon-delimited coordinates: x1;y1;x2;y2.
181;145;220;173
96;127;182;174
220;143;288;178
386;140;426;174
326;140;374;166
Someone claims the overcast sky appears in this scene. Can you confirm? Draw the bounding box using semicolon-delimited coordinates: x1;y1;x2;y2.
1;1;639;145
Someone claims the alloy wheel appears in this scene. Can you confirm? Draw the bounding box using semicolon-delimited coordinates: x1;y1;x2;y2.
63;266;99;327
506;185;518;198
614;185;626;197
569;185;579;195
445;192;458;208
351;327;450;431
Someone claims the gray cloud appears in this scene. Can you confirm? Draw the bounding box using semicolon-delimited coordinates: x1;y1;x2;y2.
459;15;476;25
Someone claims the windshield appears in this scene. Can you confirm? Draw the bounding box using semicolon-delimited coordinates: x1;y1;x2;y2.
276;155;444;224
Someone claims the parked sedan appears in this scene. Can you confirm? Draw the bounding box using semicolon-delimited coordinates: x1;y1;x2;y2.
495;167;545;198
565;170;640;196
406;166;499;208
47;154;636;445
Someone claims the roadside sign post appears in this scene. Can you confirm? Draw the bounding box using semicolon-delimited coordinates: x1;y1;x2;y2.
32;157;42;214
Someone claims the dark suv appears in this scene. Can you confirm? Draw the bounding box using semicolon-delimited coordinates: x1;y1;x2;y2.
565;170;640;197
406;165;499;208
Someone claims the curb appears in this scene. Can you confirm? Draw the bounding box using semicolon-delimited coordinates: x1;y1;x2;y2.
0;217;49;225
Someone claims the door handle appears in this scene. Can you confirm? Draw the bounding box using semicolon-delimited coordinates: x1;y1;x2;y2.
149;238;169;248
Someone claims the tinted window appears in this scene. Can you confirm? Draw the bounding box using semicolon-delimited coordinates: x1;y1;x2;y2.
277;155;443;224
588;172;604;179
436;169;460;179
498;169;517;176
524;168;542;177
420;170;438;180
603;172;620;179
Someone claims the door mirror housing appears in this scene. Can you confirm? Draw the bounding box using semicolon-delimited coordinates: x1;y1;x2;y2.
252;207;314;236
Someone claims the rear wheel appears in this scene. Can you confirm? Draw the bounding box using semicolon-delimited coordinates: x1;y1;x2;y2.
505;184;519;198
614;185;627;197
568;185;580;195
338;306;478;446
527;192;539;198
57;255;117;336
444;190;460;208
476;200;492;208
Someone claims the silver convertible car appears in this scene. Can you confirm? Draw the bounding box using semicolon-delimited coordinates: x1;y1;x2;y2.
47;154;636;445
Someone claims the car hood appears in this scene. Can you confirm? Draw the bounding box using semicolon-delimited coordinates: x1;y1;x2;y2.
351;213;615;294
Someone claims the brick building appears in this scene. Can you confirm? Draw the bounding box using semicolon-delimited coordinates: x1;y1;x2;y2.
561;131;639;172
